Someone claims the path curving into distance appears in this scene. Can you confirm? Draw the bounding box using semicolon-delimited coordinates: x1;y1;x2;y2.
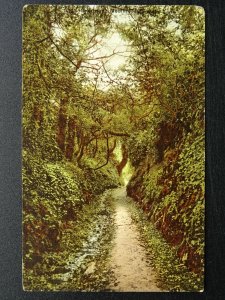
107;187;162;292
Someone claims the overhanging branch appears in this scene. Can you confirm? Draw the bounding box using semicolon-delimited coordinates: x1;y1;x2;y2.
108;130;130;137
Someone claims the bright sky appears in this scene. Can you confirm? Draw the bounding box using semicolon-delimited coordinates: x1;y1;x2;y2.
83;12;132;90
91;30;131;90
53;10;133;90
101;32;129;69
103;12;132;69
53;26;130;69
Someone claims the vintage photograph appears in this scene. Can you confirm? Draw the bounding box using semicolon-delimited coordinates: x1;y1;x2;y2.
22;5;205;291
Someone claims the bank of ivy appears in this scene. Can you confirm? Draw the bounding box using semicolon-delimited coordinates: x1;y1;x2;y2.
127;196;203;292
127;119;204;278
23;149;120;277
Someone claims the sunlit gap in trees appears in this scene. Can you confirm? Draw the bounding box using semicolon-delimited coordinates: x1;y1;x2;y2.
85;12;133;91
52;11;133;91
113;142;133;186
121;161;133;186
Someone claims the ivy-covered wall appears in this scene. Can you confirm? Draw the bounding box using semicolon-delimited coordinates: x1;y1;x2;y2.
127;119;204;274
23;150;120;269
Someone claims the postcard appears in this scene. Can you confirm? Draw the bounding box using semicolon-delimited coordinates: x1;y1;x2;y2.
22;5;205;292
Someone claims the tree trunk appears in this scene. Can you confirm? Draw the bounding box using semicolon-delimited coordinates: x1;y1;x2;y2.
56;98;68;152
33;104;43;126
93;134;110;170
109;139;117;155
117;144;128;175
93;137;98;158
76;133;85;164
65;117;76;160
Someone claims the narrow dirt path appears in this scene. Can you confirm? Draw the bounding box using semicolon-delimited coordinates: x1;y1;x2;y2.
108;187;162;292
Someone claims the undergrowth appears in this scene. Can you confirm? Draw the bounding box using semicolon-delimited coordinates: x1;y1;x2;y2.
23;191;116;291
128;197;204;292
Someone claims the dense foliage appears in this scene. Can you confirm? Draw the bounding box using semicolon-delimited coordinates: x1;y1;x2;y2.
128;196;203;291
125;5;205;275
23;5;205;290
22;5;120;272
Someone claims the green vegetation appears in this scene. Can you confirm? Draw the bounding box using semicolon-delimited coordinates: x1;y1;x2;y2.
128;197;203;291
125;5;204;277
23;190;116;291
23;5;204;291
23;151;119;272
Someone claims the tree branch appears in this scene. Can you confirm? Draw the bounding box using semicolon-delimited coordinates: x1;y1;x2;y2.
48;35;80;70
108;130;130;137
93;133;110;170
85;50;129;61
34;36;50;44
35;52;51;93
